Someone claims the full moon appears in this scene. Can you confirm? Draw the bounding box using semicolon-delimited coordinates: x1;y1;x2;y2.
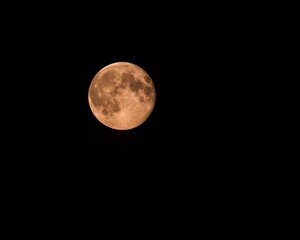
88;62;156;130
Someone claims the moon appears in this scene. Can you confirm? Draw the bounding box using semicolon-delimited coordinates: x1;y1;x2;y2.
88;62;156;130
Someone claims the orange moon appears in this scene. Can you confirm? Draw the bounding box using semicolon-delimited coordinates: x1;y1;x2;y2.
88;62;156;130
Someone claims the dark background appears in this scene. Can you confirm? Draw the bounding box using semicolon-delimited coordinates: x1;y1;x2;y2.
7;1;299;239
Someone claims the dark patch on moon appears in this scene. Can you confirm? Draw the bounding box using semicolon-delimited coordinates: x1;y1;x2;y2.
120;73;148;95
129;79;144;92
121;72;134;85
100;97;121;116
99;95;109;108
89;87;102;107
139;96;145;102
119;71;155;102
111;99;121;113
100;70;116;87
144;86;154;98
113;87;121;96
101;97;120;116
88;69;123;117
144;75;151;83
102;108;109;116
90;90;121;116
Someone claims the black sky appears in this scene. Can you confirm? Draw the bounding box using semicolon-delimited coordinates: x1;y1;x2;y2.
8;1;299;239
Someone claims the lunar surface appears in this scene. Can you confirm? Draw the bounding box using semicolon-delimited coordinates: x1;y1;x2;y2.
88;62;156;130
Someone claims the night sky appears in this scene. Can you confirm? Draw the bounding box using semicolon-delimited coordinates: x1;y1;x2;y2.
8;1;299;239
